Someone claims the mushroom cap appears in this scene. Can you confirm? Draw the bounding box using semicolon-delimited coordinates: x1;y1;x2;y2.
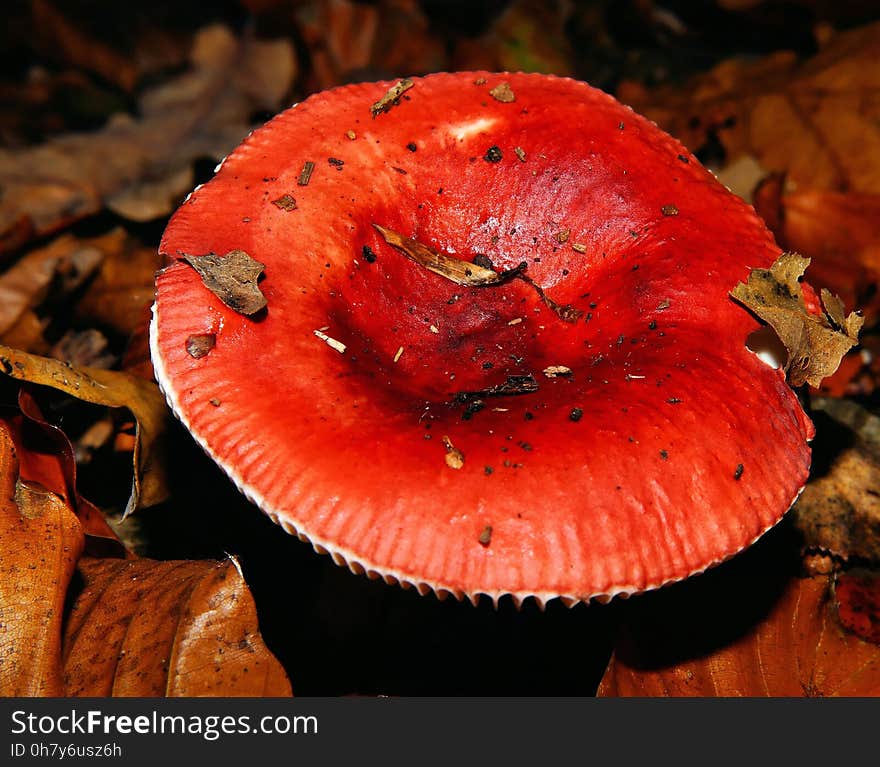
151;72;813;606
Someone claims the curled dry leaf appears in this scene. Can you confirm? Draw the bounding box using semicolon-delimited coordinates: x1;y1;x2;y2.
182;250;267;316
14;389;125;555
791;397;880;562
0;343;170;516
0;399;290;697
63;557;292;697
617;21;880;192
0;24;296;254
730;253;863;387
0;418;84;696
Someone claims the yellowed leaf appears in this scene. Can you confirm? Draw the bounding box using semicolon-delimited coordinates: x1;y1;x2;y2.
0;343;170;515
730;253;863;387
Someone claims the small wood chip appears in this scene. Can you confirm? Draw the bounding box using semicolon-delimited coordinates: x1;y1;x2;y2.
371;78;414;117
543;365;572;378
314;329;346;354
489;82;515;103
572;243;587;253
661;204;679;216
442;435;465;470
272;194;297;211
508;317;523;326
478;525;493;546
345;130;356;140
657;299;671;310
556;229;570;244
393;346;404;363
429;325;439;334
298;161;315;186
209;398;221;407
182;250;267;316
185;333;216;359
514;146;526;162
473;77;487;85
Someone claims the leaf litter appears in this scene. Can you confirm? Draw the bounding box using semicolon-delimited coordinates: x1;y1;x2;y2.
730;252;863;388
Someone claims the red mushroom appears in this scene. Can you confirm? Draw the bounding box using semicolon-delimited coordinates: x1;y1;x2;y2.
150;72;814;606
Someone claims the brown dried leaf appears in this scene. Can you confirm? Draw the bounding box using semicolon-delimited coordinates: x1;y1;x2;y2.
617;21;880;192
182;250;268;315
74;229;164;338
0;344;170;516
0;418;84;696
599;572;880;696
791;397;880;562
295;1;444;92
730;253;863;387
373;225;501;287
0;25;296;254
0;233;104;336
754;180;880;326
63;557;292;697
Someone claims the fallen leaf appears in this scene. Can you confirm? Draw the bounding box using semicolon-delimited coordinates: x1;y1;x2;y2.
453;0;574;76
74;229;164;338
63;557;292;697
754;177;880;325
835;569;880;645
0;233;104;336
0;396;290;697
0;417;83;696
373;224;501;287
51;329;115;369
182;250;268;315
0;343;170;516
791;397;880;562
730;252;863;387
617;21;880;192
0;24;296;254
599;572;880;696
295;1;444;92
597;528;880;697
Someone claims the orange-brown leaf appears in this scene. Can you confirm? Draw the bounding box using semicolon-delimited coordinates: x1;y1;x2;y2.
0;344;170;516
599;572;880;697
617;21;880;193
0;419;84;696
62;557;292;697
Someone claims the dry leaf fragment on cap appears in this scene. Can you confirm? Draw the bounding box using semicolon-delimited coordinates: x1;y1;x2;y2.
730;252;863;387
182;250;267;316
373;224;502;287
370;78;414;117
489;82;515;103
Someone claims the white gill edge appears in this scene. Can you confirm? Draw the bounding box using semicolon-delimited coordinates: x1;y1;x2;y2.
151;297;808;609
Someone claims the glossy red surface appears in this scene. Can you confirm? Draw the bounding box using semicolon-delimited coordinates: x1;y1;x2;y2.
152;72;813;604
